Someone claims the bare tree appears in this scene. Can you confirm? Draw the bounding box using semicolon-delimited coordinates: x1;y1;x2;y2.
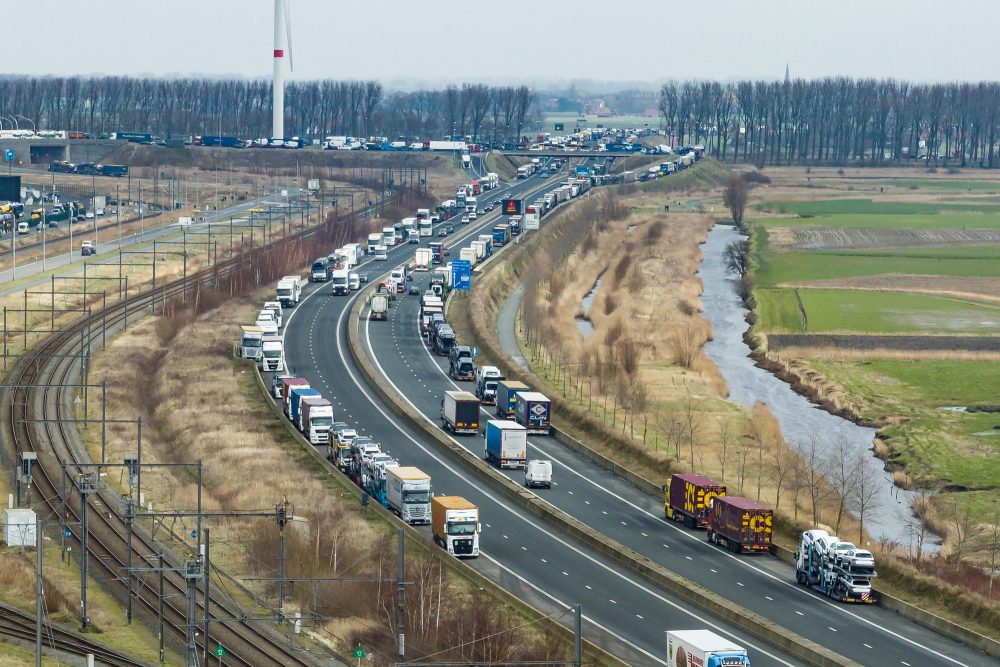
847;452;882;544
682;388;704;468
722;176;749;227
827;439;860;534
800;435;828;524
949;497;979;570
716;419;734;482
722;239;751;277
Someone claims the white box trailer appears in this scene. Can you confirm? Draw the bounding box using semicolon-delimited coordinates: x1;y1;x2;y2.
666;630;749;667
415;248;432;270
459;247;478;267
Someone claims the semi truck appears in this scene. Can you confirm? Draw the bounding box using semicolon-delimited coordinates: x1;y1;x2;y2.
239;325;264;360
431;496;480;558
367;233;382;253
299;397;333;444
331;269;350;295
386;467;432;525
475;366;503;405
484;420;528;469
289;387;321;426
441;391;480;435
415;247;432;270
276;276;302;307
281;378;310;418
513;391;551;435
706;496;772;554
429;242;444;264
311;257;331;282
795;529;877;603
496;381;529;419
280;378;309;411
666;630;749;667
260;336;284;372
370;293;389;320
663;473;726;529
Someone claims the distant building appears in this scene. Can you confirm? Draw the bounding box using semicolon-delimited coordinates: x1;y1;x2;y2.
784;63;791;85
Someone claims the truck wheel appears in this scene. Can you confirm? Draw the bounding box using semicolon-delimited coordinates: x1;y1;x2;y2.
683;515;695;529
706;529;714;543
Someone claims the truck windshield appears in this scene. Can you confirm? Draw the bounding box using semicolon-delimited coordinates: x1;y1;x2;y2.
333;278;347;285
242;338;262;347
277;288;290;296
311;417;333;427
403;490;431;504
447;522;476;535
263;350;281;358
484;381;498;393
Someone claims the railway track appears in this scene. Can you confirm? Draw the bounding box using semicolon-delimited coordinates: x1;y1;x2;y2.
2;200;391;665
0;602;145;667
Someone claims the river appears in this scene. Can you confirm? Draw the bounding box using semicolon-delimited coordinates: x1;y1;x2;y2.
697;223;934;551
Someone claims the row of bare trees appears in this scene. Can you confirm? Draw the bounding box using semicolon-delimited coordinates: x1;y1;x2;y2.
0;75;534;142
659;79;1000;167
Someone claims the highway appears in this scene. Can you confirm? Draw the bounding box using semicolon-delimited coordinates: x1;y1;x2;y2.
280;165;798;666
279;160;993;667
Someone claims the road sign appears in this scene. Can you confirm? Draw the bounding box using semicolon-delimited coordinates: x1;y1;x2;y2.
64;529;72;539
4;149;14;162
353;645;366;659
191;530;198;539
214;643;226;658
451;259;471;291
502;198;522;216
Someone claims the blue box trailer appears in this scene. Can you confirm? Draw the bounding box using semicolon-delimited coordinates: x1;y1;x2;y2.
289;387;321;424
492;225;509;246
495;381;529;419
484;420;528;469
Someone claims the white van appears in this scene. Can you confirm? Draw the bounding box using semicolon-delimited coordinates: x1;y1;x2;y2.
374;245;388;261
524;460;552;488
349;272;360;290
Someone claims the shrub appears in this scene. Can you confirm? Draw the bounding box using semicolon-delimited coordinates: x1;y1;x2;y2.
742;170;772;185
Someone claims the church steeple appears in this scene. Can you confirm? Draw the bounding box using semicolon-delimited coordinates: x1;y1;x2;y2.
784;63;791;84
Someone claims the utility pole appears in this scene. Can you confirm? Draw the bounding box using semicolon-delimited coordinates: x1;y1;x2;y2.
202;527;210;665
276;500;290;620
397;528;405;659
35;518;42;667
78;473;95;631
158;553;165;664
184;558;201;667
574;604;582;667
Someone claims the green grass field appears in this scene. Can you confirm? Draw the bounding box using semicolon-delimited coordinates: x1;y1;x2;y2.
755;198;1000;216
756;246;1000;287
808;358;1000;495
800;289;1000;334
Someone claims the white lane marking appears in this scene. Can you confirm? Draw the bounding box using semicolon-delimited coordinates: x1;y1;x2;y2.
829;627;837;632
796;611;804;616
864;644;873;649
357;307;795;666
765;596;773;601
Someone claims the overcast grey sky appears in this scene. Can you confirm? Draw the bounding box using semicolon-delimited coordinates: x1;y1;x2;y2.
8;0;1000;87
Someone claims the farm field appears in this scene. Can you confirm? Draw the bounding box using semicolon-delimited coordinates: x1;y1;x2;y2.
748;167;1000;556
806;358;1000;514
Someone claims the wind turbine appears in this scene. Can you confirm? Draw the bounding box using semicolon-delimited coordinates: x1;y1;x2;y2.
272;0;293;141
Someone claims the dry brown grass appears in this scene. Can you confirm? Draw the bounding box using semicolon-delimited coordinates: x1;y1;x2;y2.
87;295;572;665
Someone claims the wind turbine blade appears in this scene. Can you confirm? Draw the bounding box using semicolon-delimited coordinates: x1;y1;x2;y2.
285;0;294;71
